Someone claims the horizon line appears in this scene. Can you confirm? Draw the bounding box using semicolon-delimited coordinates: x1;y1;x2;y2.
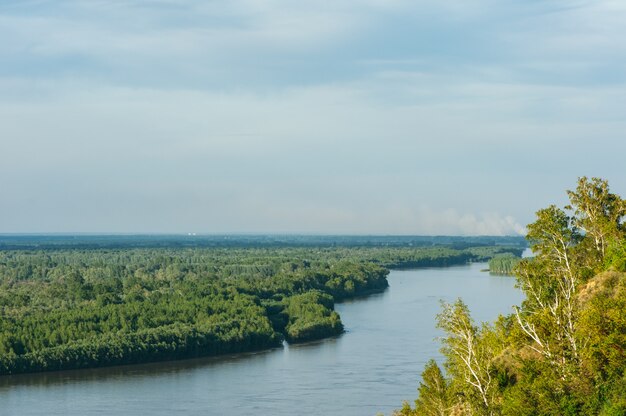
0;232;525;237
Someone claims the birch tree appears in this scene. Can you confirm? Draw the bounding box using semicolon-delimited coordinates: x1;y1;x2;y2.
517;205;581;367
438;299;498;416
566;176;626;266
515;177;625;373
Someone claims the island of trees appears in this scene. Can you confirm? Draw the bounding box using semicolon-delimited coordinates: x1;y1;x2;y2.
396;177;626;416
488;254;522;275
0;238;522;375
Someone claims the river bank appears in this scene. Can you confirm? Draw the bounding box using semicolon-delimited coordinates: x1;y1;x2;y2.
0;262;525;416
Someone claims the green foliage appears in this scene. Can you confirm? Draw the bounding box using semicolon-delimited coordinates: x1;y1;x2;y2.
438;299;501;416
0;243;511;375
283;291;343;342
399;177;626;416
604;240;626;272
566;176;626;266
578;272;626;383
488;254;521;275
598;374;626;416
414;360;449;416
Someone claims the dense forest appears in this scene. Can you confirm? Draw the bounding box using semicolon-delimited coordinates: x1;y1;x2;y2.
396;177;626;416
0;243;521;375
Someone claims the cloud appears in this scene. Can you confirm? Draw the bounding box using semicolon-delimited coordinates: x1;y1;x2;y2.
1;74;625;233
454;212;526;236
3;0;626;94
362;205;527;236
1;0;626;233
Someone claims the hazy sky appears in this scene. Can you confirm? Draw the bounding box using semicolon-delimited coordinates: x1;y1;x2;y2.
2;0;625;235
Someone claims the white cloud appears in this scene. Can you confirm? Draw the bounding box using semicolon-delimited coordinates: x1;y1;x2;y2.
365;205;526;236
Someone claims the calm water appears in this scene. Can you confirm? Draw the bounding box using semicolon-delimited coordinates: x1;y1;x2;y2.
0;263;524;416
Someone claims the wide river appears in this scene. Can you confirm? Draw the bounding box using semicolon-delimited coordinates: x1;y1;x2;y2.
0;262;524;416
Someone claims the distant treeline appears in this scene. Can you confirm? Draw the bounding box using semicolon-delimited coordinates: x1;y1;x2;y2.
0;234;526;251
0;245;520;375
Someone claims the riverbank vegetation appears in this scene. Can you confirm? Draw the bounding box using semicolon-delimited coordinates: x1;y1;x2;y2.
0;242;521;375
488;253;522;275
397;177;626;416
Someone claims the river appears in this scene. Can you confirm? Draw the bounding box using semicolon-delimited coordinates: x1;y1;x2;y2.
0;262;524;416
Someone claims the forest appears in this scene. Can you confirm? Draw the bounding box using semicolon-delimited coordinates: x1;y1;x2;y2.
396;177;626;416
0;243;521;375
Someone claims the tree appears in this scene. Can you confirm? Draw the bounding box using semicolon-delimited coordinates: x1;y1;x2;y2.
566;176;625;263
394;360;450;416
515;205;581;369
414;359;450;416
399;177;626;415
515;177;626;373
438;299;499;416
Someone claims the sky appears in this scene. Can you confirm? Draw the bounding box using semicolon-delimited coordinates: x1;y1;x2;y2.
1;0;625;235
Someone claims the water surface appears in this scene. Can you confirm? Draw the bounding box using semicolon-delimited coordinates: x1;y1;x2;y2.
0;263;524;415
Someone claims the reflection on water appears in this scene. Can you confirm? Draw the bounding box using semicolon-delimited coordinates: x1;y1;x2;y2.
0;346;285;389
0;263;524;416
